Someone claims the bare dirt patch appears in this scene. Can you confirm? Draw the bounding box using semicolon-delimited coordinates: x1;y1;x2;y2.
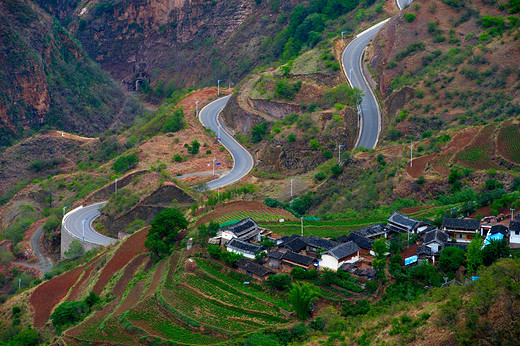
144;259;167;296
115;281;145;316
92;229;148;295
407;154;435;179
67;257;102;301
112;253;147;297
30;264;85;328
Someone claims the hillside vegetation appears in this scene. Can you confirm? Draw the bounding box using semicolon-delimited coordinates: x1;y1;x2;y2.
370;0;520;141
0;0;142;149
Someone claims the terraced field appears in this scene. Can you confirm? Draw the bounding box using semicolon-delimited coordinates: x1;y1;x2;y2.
497;123;520;164
61;248;291;345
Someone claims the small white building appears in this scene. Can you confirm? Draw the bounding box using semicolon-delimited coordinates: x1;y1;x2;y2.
423;229;448;255
510;221;520;245
320;241;360;271
226;238;265;259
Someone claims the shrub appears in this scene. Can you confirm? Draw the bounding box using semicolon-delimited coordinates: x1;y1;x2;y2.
112;154;139;173
323;150;333;159
404;13;416;22
315;172;327;181
173;154;183;162
50;301;88;331
275;79;302;100
287;133;296;143
268;273;291;290
252;123;268;142
331;164;343;178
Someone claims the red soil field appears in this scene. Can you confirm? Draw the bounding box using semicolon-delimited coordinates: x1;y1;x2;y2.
30;265;85;328
406;154;435;178
115;281;145;316
67;257;102;301
112;254;148;298
144;259;167;296
92;229;148;295
195;200;294;227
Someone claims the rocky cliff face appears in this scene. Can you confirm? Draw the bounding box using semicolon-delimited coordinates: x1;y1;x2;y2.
0;0;142;148
38;0;302;93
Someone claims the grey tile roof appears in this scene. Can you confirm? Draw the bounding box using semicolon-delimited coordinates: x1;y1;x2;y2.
236;258;274;277
423;229;448;245
283;238;307;252
268;251;284;259
222;217;259;238
353;224;387;238
305;235;339;250
387;212;421;231
282;251;315;266
325;241;360;260
342;233;374;250
442;218;480;230
491;225;509;236
510;220;520;233
226;238;263;255
417;245;434;257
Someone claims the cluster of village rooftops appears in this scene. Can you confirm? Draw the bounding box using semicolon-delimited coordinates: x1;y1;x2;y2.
208;211;520;281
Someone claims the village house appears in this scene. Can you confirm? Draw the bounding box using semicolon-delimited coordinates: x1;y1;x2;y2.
320;241;360;271
352;224;388;239
305;235;339;257
423;228;449;255
267;251;284;269
386;211;428;235
221;217;261;242
337;233;374;256
442;217;481;243
509;220;520;245
235;258;274;281
226;238;265;259
280;250;316;271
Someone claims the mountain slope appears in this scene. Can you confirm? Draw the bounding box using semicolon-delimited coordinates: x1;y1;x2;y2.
0;0;142;148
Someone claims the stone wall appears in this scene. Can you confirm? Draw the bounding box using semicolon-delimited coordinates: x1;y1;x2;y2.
60;225;103;259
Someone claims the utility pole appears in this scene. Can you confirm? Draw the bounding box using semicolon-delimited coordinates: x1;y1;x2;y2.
341;31;348;47
291;178;296;200
115;178;119;193
82;218;88;242
217;80;222;97
410;143;413;167
338;144;345;165
357;109;362;129
213;158;219;178
62;205;70;226
511;208;515;221
196;100;201;118
301;217;304;237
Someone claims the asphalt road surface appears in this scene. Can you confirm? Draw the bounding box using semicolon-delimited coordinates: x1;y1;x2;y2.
198;95;254;190
63;202;117;245
342;19;390;149
396;0;412;10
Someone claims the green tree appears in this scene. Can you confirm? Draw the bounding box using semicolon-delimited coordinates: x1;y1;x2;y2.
330;164;343;178
288;282;319;320
268;273;292;290
372;238;388;279
482;238;510;266
112;153;139;173
466;234;484;273
50;301;88;331
439;246;466;274
145;208;188;260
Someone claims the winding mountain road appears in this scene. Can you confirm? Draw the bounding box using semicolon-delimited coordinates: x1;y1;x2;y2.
63;202;116;246
342;19;390;149
198;95;254;190
63;95;253;249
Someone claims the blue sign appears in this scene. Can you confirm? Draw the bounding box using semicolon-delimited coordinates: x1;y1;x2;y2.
216;162;221;165
472;276;480;281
